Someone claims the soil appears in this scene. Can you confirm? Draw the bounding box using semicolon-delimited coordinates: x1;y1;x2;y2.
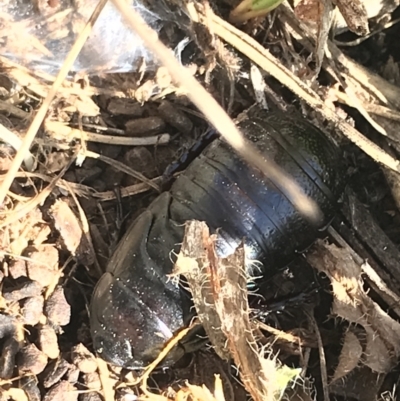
1;1;400;400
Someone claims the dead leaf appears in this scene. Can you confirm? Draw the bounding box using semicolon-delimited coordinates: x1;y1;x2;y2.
294;0;323;23
307;241;400;373
333;0;369;36
331;329;363;382
294;0;334;75
50;200;83;256
49;199;93;266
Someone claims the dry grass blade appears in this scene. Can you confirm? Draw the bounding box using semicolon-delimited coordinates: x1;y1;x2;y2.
0;0;109;206
281;7;389;137
96;358;116;401
314;0;334;76
187;4;400;173
0;56;126;101
136;326;194;399
110;0;322;224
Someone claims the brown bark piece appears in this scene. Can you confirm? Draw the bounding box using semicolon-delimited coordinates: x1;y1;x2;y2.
333;0;369;35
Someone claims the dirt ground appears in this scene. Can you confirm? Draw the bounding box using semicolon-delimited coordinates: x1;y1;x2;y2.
1;0;400;400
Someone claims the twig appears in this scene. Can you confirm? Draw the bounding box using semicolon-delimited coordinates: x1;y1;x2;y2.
0;0;109;206
45;120;170;146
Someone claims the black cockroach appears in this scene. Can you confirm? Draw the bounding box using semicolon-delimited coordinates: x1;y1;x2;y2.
90;108;345;369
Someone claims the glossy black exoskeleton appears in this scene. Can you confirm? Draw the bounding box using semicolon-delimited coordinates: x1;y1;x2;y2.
90;109;345;369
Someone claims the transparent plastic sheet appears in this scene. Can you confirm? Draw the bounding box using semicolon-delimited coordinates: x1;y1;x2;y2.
0;0;162;75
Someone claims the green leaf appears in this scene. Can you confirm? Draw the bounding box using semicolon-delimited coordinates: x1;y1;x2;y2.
252;0;284;12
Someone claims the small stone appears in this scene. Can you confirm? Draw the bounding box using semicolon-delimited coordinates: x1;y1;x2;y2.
71;344;98;374
158;100;193;135
0;335;20;379
122;147;157;186
79;393;104;401
82;372;101;390
80;198;98;217
102;165;124;189
43;358;71;388
63;170;77;183
8;259;27;279
50;200;83;256
43;381;78;401
20;376;41;401
99;144;122;160
91;179;107;192
38;325;59;359
45;286;71;327
25;245;59;287
125;116;166;137
75;166;103;185
18;344;48;375
3;280;42;302
21;296;44;326
65;365;80;384
107;98;144;116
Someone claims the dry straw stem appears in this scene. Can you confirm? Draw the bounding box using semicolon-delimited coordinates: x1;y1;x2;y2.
45;120;171;146
0;99;30;120
111;0;321;224
305;311;329;401
281;6;400;150
134;326;194;399
11;171;162;202
96;358;116;401
280;7;390;137
185;4;400;173
0;0;109;206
